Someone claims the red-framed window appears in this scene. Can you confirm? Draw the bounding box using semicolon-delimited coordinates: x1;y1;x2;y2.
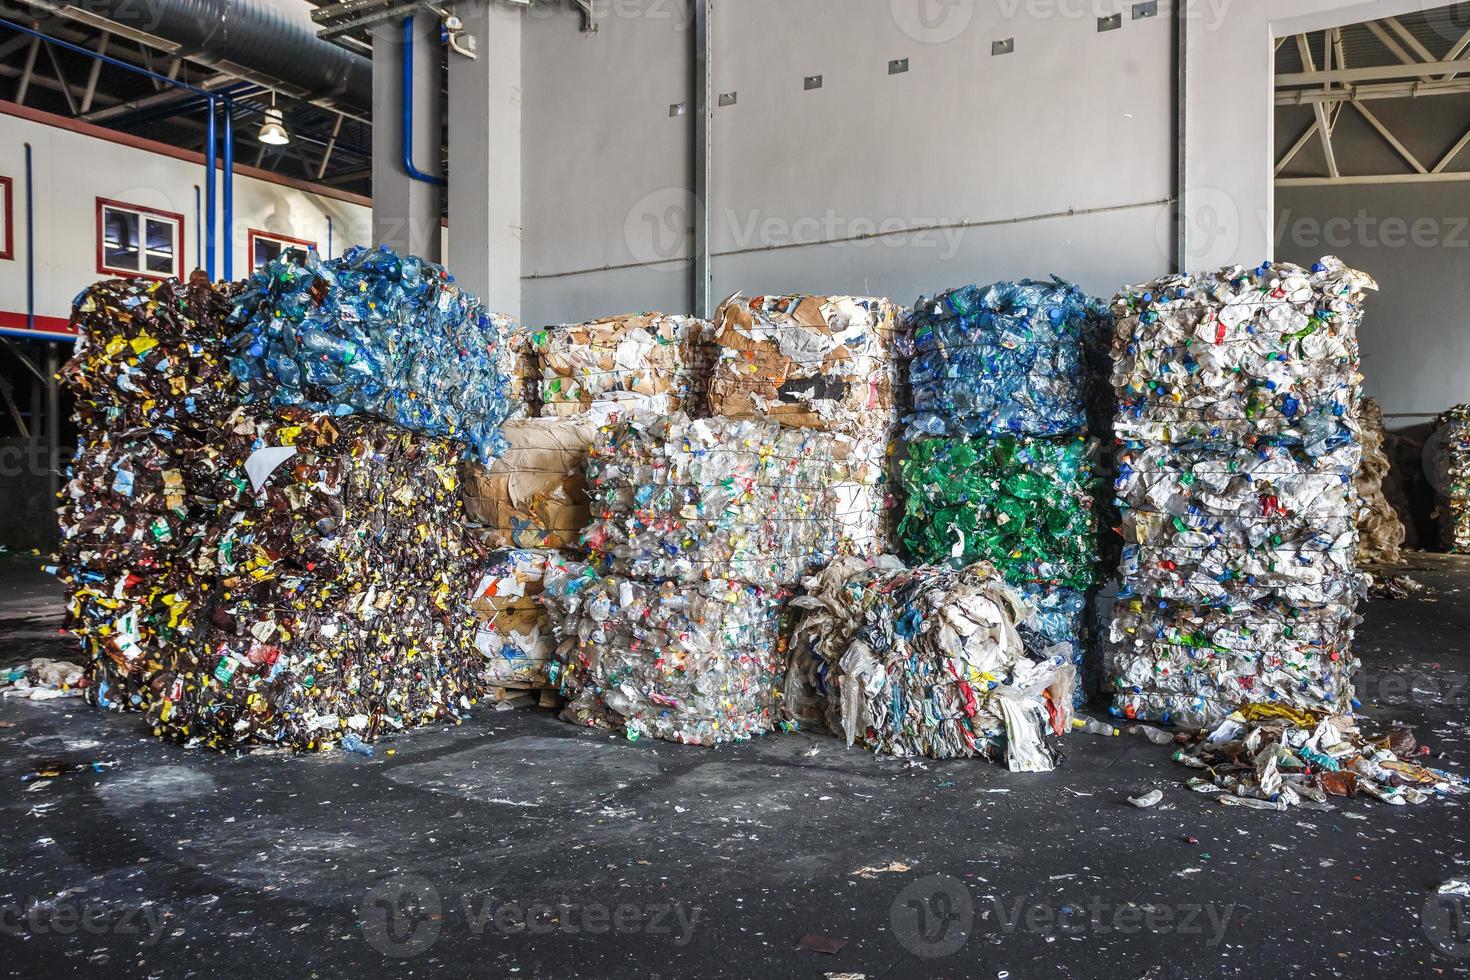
0;176;13;261
249;228;316;271
96;198;184;280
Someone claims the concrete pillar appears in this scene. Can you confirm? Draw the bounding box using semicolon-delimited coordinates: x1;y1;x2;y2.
372;13;443;261
447;0;522;320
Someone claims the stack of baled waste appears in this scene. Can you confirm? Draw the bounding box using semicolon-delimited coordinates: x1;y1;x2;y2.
460;417;599;691
1428;403;1470;554
899;279;1109;702
1108;257;1376;727
782;556;1072;769
1354;397;1406;566
708;293;902;547
54;274;237;712
542;411;884;744
225;245;514;463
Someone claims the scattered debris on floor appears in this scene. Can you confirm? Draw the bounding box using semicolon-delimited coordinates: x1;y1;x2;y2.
1;659;84;700
1369;573;1426;600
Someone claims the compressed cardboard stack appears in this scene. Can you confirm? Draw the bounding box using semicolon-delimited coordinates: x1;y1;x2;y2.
1107;257;1375;727
1355;397;1406;566
55;274;236;712
899;279;1109;702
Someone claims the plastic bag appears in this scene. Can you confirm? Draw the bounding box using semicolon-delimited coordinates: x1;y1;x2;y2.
902;277;1109;439
709;294;899;434
226;245;514;462
542;558;788;745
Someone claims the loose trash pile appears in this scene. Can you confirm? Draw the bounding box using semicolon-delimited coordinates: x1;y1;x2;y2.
1173;704;1468;809
782;556;1072;769
1;659;85;700
531;313;706;420
899;279;1107;705
1107;257;1376;727
542;559;788;744
1355;397;1406;566
1428;403;1470;553
226;245;514;462
55;274;236;712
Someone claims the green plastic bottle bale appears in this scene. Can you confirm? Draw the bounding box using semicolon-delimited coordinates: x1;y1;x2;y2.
898;434;1098;590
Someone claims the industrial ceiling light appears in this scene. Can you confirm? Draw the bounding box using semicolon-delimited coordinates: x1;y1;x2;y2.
258;93;290;146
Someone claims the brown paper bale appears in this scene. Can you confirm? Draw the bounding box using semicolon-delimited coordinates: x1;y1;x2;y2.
531;314;706;418
460;418;599;549
708;293;900;434
1356;397;1407;566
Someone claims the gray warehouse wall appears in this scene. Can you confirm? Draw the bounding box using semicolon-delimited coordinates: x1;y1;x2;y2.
520;0;1176;326
1276;182;1470;422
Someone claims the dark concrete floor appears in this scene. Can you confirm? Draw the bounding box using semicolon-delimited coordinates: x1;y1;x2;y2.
1;554;1469;980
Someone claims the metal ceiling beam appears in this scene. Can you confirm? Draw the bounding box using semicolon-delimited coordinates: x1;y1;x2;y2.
1364;18;1434;84
1350;100;1427;173
1435;122;1470;175
80;30;108;113
1278;171;1470;186
1278;58;1470;86
1276;119;1319;175
1276;77;1470;104
1296;34;1339;180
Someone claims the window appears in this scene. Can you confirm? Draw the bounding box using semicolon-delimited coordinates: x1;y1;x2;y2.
249;229;316;271
0;176;12;261
96;198;183;279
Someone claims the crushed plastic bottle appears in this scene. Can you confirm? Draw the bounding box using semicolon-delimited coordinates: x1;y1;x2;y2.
226;245;514;462
1106;257;1376;727
900;277;1111;440
581;412;885;586
1427;403;1470;553
541;558;788;745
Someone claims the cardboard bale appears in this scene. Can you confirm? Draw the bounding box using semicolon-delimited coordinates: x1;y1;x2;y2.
460;418;599;549
532;313;706;419
469;549;560;688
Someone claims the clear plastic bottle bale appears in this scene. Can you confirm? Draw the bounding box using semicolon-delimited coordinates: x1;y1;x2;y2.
459;417;599;550
148;411;487;751
901;277;1110;440
55;274;238;713
708;294;900;435
1015;583;1088;709
541;559;788;745
1427;403;1470;553
898;434;1096;590
1353;397;1405;566
531;313;706;420
225;245;514;463
1111;257;1376;450
468;548;562;688
582;412;884;586
782;558;1072;769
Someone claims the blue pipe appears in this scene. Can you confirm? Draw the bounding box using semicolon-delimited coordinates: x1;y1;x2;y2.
24;143;33;334
194;186;202;270
223;104;234;280
205;99;216;279
327;215;333;259
401;16;447;187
